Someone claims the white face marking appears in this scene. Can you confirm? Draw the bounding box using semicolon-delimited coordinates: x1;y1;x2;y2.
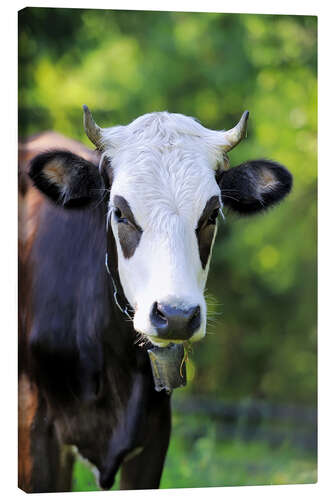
102;112;227;346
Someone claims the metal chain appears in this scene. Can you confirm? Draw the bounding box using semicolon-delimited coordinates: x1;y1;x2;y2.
105;253;132;320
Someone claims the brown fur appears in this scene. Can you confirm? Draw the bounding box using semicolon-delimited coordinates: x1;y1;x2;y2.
18;374;38;492
259;167;279;191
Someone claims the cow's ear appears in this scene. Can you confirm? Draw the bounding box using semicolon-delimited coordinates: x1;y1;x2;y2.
29;150;104;208
218;159;292;215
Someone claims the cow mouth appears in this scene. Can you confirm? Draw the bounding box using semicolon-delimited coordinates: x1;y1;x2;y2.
146;336;185;348
134;329;192;349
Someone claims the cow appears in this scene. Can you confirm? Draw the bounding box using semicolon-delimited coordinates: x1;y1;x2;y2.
18;107;292;492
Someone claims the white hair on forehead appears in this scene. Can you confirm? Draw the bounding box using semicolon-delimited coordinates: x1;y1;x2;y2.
103;112;224;233
110;147;220;229
101;111;230;160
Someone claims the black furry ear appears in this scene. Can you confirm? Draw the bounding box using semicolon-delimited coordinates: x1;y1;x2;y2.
218;159;293;215
29;150;104;208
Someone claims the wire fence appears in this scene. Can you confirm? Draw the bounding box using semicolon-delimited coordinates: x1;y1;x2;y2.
173;397;317;452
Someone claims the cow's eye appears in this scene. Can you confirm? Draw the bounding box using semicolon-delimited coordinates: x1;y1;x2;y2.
207;208;219;225
114;207;127;223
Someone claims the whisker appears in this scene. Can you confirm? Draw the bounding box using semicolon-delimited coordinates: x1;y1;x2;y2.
221;194;240;202
220;188;240;193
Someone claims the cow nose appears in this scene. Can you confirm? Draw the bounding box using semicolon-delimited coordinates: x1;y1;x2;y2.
150;302;201;340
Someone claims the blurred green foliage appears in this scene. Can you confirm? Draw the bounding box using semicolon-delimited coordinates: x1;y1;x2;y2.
19;8;317;488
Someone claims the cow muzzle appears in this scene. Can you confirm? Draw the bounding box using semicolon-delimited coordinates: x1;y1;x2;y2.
149;302;201;341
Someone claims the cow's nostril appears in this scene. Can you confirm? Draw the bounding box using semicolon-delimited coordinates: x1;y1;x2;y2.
188;305;201;333
151;301;168;329
156;307;167;322
150;302;201;340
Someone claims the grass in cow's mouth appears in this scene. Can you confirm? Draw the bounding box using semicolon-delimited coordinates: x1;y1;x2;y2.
180;341;193;378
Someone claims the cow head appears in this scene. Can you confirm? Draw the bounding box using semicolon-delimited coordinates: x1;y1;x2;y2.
30;107;292;348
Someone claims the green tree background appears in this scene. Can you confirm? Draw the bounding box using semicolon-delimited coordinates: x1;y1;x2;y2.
19;8;317;489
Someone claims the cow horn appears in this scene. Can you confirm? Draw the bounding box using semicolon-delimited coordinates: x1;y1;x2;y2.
83;105;103;150
221;111;249;153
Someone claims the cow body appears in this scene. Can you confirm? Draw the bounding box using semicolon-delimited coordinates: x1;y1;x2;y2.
18;110;292;493
19;133;171;492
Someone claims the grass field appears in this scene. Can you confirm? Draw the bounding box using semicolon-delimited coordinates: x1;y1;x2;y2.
72;411;317;491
